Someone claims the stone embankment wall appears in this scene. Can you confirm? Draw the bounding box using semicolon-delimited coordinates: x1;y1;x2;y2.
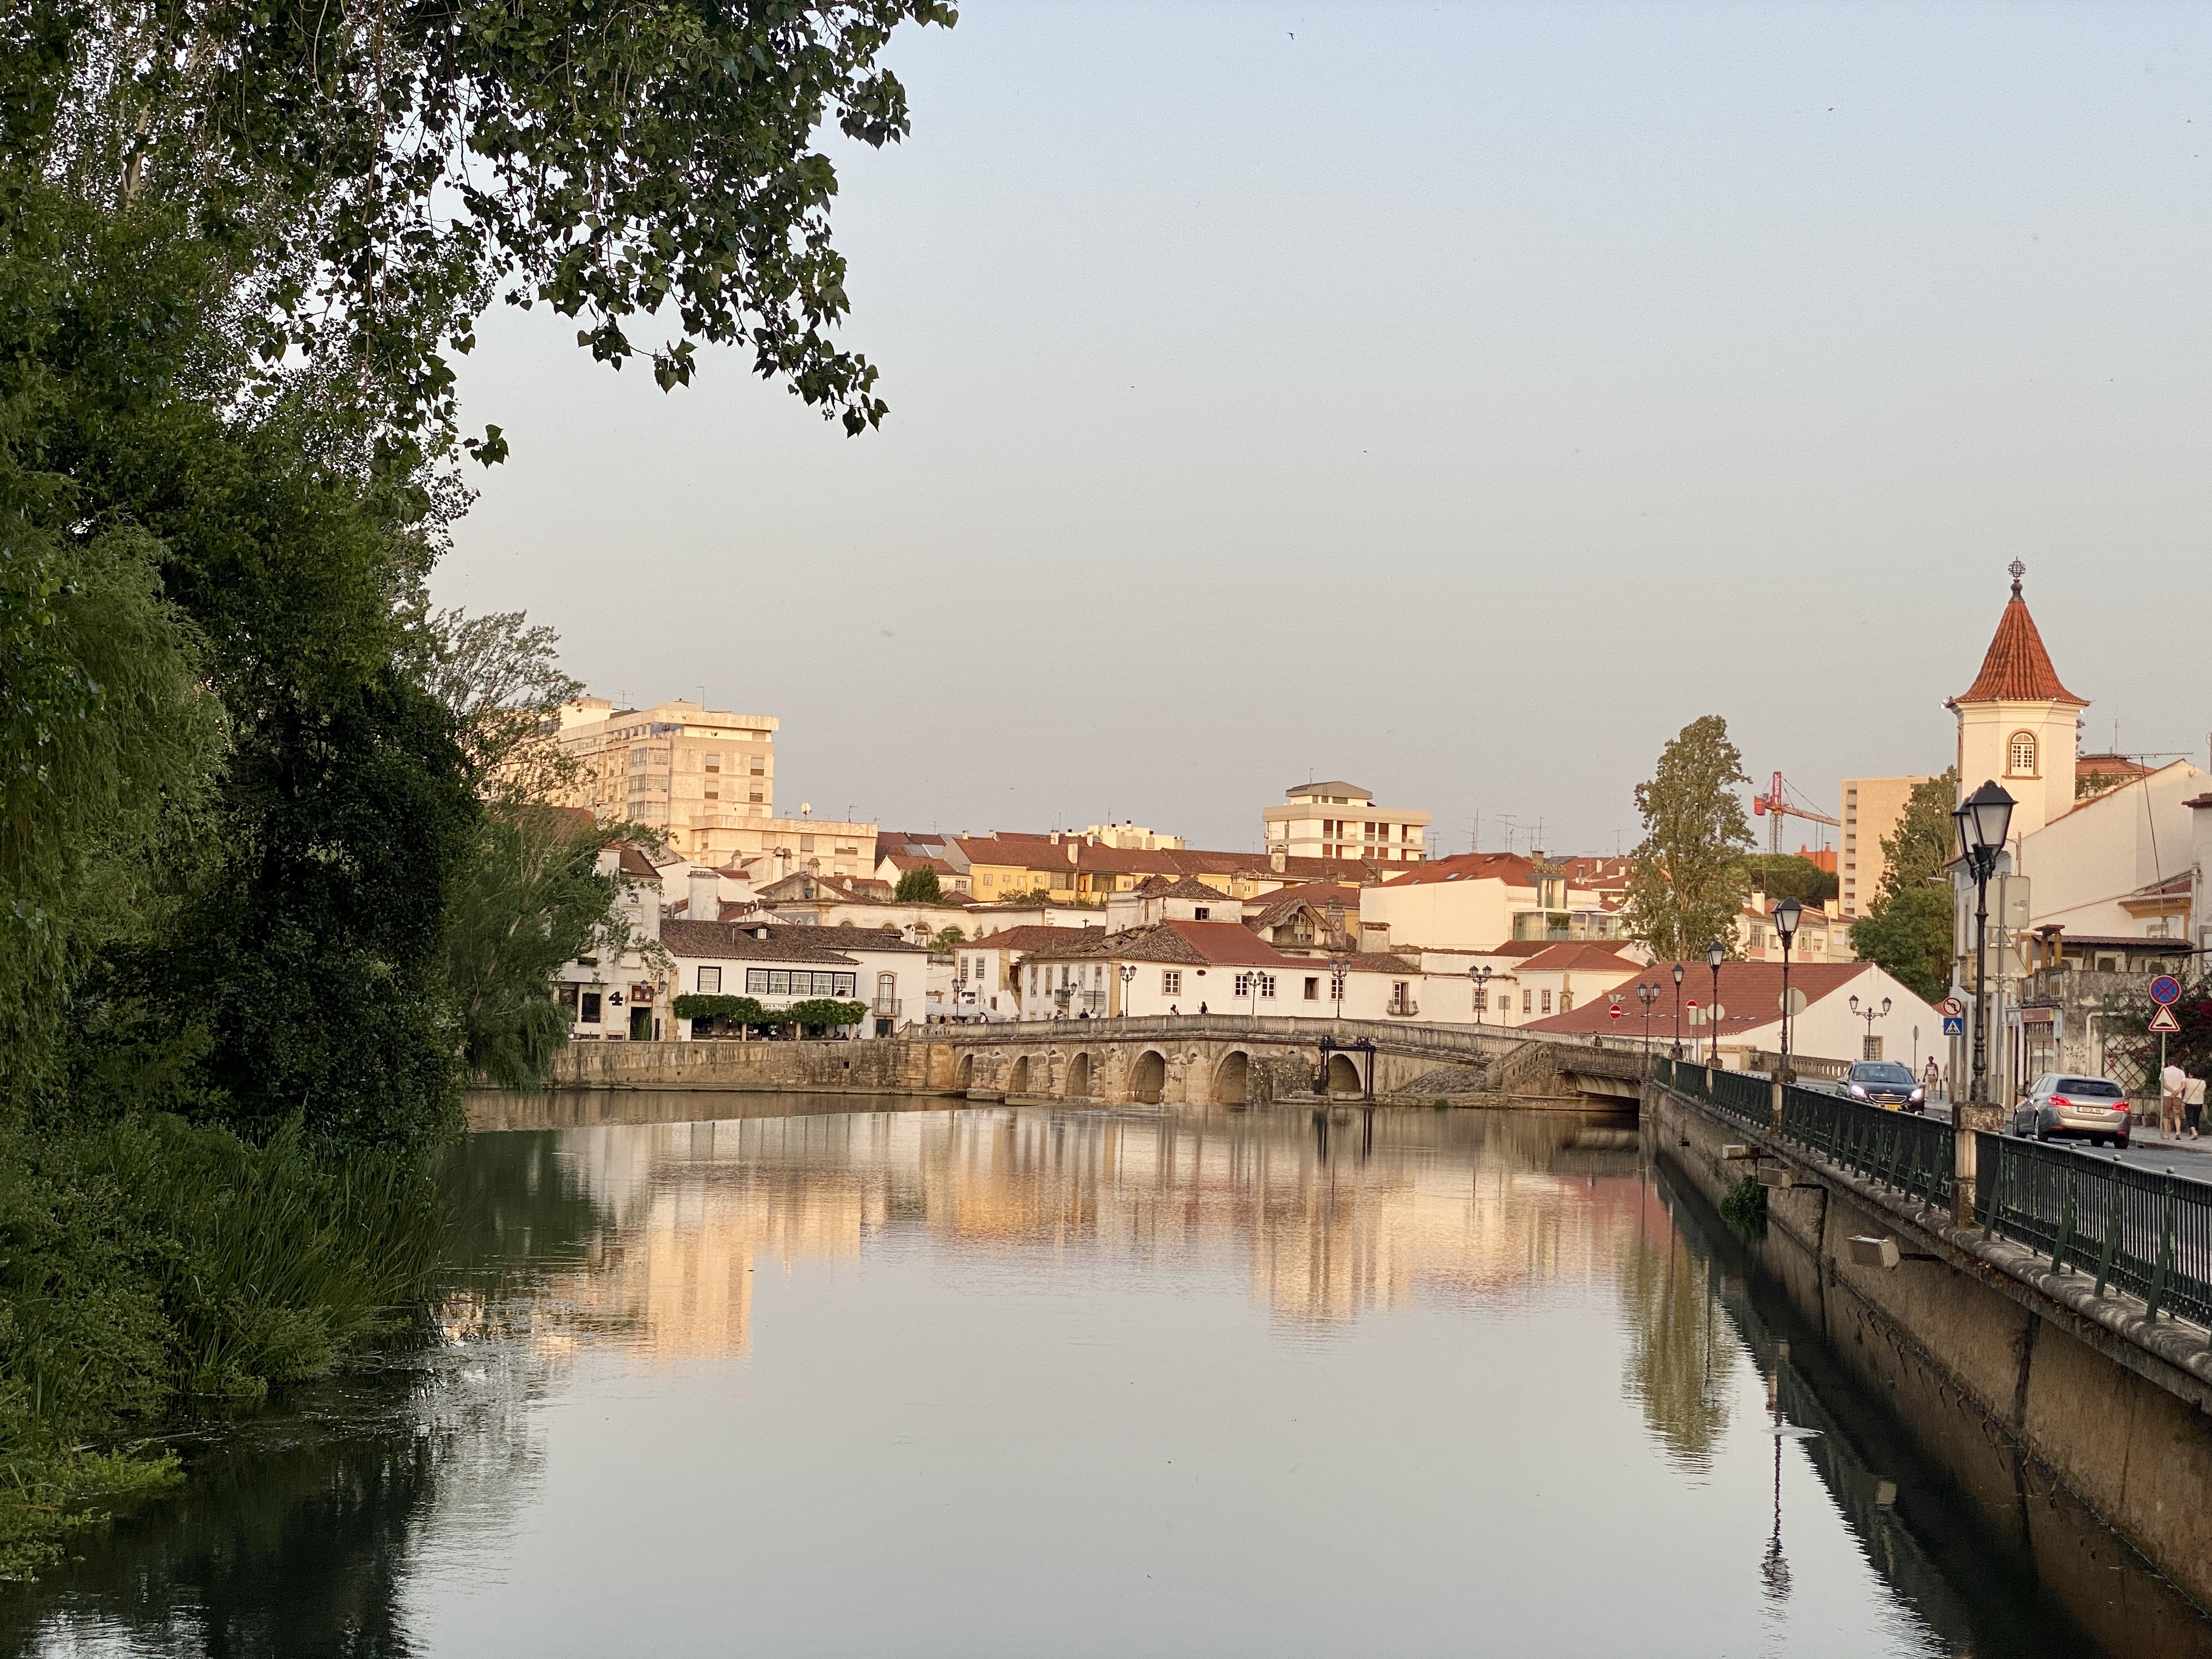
1646;1081;2212;1630
550;1037;940;1094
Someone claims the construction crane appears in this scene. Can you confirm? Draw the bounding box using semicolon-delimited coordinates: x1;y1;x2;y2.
1751;771;1841;857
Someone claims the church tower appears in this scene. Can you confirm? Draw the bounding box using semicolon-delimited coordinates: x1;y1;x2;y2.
1949;561;2084;845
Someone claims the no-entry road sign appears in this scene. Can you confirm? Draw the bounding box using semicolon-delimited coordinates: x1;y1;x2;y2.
1608;1005;1623;1020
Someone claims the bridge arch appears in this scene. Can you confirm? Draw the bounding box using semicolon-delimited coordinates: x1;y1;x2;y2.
1212;1051;1249;1107
955;1052;974;1091
1008;1054;1032;1097
1325;1052;1362;1097
1130;1048;1167;1105
1066;1052;1093;1099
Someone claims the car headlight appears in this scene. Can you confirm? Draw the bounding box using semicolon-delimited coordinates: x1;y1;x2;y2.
1848;1083;1869;1099
1908;1087;1924;1103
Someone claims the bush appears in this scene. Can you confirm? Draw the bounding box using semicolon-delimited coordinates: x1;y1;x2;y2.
672;994;770;1028
785;998;870;1031
0;1116;443;1576
1720;1174;1768;1242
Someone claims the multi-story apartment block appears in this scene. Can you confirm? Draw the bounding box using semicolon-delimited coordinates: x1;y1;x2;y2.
556;697;879;878
1262;782;1430;862
1838;776;1932;918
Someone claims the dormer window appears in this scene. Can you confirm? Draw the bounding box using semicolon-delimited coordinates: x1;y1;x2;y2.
2007;731;2038;776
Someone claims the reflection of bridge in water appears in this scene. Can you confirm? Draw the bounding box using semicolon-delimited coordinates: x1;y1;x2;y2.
923;1014;1649;1109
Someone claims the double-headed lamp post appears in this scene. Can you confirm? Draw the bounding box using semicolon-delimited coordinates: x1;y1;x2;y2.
1118;963;1136;1017
1637;980;1660;1068
1468;964;1494;1024
1848;994;1892;1060
1706;940;1726;1068
1328;955;1351;1023
1670;961;1685;1058
1953;780;2016;1221
1773;897;1802;1084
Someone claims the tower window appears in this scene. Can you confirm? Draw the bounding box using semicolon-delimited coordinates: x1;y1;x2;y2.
2007;731;2038;776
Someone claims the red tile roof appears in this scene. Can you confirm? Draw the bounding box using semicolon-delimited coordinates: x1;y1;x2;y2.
1957;583;2086;707
965;926;1109;954
1377;852;1536;888
1510;944;1645;975
1522;961;1881;1036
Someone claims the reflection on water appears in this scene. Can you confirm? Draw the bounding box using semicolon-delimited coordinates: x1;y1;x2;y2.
5;1096;2205;1658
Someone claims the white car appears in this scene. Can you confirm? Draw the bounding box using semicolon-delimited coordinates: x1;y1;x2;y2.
2007;1073;2132;1150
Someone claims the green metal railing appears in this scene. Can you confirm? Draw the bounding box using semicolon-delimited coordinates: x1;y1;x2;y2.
1782;1084;1955;1208
1652;1058;2212;1327
1981;1132;2212;1327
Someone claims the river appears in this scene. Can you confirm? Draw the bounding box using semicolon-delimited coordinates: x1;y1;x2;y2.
5;1092;2208;1657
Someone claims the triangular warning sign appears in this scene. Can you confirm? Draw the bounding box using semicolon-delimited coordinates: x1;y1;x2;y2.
2148;1006;2180;1034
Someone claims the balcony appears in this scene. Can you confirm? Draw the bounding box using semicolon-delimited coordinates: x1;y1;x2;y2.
1385;998;1420;1018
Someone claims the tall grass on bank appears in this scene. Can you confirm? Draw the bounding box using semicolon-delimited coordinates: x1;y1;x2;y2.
0;1115;445;1578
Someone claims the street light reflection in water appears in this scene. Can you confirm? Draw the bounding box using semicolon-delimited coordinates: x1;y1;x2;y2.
7;1096;2208;1659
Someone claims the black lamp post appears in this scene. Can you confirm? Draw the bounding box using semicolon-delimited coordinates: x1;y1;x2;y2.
1706;940;1725;1068
1670;961;1685;1058
1468;963;1494;1023
1328;954;1351;1022
1953;781;2016;1218
1848;993;1892;1061
1118;963;1136;1016
1638;980;1660;1067
1773;898;1802;1083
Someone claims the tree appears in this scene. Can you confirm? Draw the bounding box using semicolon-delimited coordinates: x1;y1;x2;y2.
1849;770;1957;1003
894;866;944;904
929;926;966;955
1735;853;1838;908
1623;716;1754;962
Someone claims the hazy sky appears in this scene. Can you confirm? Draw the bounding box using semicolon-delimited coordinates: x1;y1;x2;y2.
435;2;2210;856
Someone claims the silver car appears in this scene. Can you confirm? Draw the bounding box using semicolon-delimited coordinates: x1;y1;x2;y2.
2007;1073;2132;1149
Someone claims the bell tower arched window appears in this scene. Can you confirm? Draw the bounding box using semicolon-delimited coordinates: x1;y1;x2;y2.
2007;731;2038;776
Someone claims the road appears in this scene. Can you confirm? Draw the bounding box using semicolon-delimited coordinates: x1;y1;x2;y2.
1921;1102;2212;1179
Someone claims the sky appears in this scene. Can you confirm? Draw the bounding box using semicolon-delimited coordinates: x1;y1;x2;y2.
433;2;2211;857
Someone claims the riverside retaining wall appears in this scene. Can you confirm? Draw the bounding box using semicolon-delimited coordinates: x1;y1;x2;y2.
1646;1079;2212;1627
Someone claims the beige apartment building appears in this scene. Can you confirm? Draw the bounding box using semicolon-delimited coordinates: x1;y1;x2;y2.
1263;782;1430;863
555;699;880;878
1838;775;1932;918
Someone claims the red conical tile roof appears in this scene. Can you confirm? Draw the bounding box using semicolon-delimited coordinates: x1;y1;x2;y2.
1956;569;2086;707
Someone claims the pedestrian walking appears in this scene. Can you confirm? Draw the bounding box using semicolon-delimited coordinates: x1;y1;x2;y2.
2188;1075;2205;1141
1922;1057;1940;1103
2160;1061;2187;1138
1198;1001;1207;1015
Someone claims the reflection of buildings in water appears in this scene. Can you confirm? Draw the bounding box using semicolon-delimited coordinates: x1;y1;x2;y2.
545;1108;1657;1353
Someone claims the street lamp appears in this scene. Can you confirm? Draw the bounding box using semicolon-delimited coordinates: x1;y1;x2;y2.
1773;897;1802;1083
1706;940;1725;1068
1328;955;1351;1022
1118;963;1136;1017
1848;993;1892;1061
1670;961;1685;1058
1638;980;1660;1068
1468;963;1494;1024
1953;780;2015;1219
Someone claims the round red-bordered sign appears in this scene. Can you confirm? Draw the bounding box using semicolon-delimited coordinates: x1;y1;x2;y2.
1608;1005;1623;1020
2150;975;2183;1006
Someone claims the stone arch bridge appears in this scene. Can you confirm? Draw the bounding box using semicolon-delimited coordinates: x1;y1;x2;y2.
918;1014;1647;1109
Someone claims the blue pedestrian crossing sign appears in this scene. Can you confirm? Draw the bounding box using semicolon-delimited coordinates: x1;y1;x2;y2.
1940;1014;1966;1037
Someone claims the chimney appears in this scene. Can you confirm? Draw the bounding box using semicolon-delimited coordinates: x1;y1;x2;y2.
1270;849;1285;874
688;867;719;921
1067;841;1079;866
1050;830;1060;845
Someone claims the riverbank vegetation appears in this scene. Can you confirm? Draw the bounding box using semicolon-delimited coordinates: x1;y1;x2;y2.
2;0;951;1573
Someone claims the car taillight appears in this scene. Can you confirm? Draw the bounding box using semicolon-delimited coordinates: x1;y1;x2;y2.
2050;1096;2069;1108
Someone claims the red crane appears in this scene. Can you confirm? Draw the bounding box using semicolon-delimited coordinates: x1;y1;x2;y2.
1751;771;1841;856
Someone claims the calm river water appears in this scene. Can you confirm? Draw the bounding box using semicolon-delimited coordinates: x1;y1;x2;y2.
6;1092;2209;1658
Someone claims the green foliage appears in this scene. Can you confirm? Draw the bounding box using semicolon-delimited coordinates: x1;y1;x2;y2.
2076;769;2132;800
1849;770;1958;1004
1624;716;1754;961
673;994;771;1030
1719;1174;1768;1242
444;806;619;1088
0;1116;441;1576
1735;853;1838;907
893;866;944;903
929;926;966;954
2098;980;2212;1081
784;997;871;1030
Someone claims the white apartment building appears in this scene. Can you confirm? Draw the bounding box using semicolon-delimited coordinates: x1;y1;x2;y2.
1262;782;1429;863
558;698;776;859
